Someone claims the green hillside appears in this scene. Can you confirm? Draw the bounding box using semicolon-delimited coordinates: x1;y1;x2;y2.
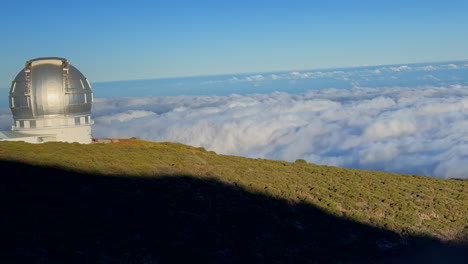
0;138;466;263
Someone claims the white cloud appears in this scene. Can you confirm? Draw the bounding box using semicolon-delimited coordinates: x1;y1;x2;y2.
418;65;438;71
359;142;400;164
245;74;265;82
387;65;411;72
434;159;468;179
364;119;418;140
229;74;265;83
290;72;300;76
95;110;157;125
79;85;468;178
271;74;282;80
290;71;315;79
229;77;241;82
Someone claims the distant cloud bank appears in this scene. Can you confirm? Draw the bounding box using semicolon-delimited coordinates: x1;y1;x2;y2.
88;85;468;179
202;62;468;85
83;61;468;103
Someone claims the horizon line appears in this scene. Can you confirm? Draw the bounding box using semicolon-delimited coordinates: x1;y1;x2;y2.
1;58;467;89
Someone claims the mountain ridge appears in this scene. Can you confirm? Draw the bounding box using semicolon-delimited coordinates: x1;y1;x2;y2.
0;138;466;263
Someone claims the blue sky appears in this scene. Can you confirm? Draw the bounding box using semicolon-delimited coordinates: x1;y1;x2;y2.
1;0;467;88
1;0;468;178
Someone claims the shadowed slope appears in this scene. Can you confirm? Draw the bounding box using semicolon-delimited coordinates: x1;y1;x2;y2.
0;160;466;263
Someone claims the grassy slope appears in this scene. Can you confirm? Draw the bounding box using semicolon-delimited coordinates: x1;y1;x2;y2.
0;138;466;244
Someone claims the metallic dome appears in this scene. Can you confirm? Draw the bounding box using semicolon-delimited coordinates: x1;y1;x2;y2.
9;57;93;120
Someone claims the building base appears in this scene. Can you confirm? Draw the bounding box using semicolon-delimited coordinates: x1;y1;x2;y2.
0;126;92;144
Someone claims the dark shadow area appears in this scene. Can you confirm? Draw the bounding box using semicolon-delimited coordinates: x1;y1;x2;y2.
0;160;466;263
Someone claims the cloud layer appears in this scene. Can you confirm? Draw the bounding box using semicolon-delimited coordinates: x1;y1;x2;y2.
86;85;468;178
1;60;467;179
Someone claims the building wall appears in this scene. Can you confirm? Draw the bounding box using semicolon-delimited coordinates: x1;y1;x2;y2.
24;126;92;144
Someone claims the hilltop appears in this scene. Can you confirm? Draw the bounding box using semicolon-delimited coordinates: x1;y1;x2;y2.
0;138;466;263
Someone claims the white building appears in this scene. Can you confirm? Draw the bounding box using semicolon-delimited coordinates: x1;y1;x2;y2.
0;57;94;144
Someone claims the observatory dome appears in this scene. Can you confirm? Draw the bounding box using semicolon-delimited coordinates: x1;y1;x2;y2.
10;57;92;121
5;57;94;143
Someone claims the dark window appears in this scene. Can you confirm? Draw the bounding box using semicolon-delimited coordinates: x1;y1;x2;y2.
75;117;80;125
30;120;36;128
